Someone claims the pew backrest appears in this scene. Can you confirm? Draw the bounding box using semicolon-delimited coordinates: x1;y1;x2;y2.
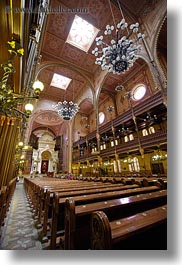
64;189;167;249
91;204;167;249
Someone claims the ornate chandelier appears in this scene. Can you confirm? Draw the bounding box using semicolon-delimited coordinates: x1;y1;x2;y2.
92;0;145;74
0;40;44;118
53;100;79;120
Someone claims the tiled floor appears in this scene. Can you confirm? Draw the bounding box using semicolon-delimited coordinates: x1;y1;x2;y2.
0;182;43;250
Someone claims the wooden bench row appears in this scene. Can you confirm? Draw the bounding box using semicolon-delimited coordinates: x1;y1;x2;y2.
63;189;167;249
91;204;167;249
24;177;131;226
49;186;162;249
0;178;17;235
24;177;167;250
37;184;141;242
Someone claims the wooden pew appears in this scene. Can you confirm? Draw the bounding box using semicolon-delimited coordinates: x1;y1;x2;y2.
40;184;140;244
49;185;161;249
91;205;167;249
25;177;127;227
158;178;167;189
131;176;166;188
142;178;161;187
64;189;167;249
0;186;8;230
0;178;17;234
25;176;127;213
121;178;133;185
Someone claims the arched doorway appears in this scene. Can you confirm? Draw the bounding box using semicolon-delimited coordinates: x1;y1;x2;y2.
41;150;51;174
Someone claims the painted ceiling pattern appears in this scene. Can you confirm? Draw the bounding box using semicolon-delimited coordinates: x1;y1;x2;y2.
29;0;166;135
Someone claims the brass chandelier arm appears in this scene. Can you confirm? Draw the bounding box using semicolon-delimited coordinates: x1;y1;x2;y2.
1;40;44;118
1;95;39;101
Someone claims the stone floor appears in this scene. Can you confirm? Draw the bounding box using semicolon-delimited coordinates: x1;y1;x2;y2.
0;182;43;250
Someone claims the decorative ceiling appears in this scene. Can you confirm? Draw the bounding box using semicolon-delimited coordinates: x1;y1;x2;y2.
28;0;166;136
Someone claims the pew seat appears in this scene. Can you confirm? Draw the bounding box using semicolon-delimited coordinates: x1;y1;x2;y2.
48;185;161;249
64;189;167;249
91;204;167;249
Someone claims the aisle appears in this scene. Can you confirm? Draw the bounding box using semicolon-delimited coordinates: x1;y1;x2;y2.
0;182;43;250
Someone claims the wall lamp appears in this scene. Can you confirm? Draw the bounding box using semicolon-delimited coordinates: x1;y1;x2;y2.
0;40;44;118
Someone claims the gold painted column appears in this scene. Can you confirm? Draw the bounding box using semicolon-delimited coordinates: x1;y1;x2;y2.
68;121;73;173
0;117;20;187
114;153;119;174
2;118;17;185
6;118;21;184
0;117;12;187
0;116;6;138
0;116;10;161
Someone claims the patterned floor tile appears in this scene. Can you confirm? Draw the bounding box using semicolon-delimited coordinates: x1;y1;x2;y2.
0;183;43;250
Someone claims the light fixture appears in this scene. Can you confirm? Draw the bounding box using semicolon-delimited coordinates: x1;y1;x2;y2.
16;141;32;151
115;84;124;91
92;0;145;74
84;124;90;129
53;100;79;120
32;80;44;95
107;105;114;114
152;150;167;162
18;141;24;148
15;141;32;173
107;105;115;133
25;103;34;116
0;40;44;118
53;80;79;120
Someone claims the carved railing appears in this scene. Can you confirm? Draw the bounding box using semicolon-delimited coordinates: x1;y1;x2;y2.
73;91;164;149
72;129;167;162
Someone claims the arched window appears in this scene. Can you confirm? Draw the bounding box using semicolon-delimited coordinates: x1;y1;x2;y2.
129;133;134;140
149;126;155;134
128;164;133;172
132;84;146;101
124;135;129;142
118;160;122;173
128;157;140;172
113;160;118;173
128;157;134;172
111;140;114;147
133;157;140;172
142;129;148;136
99;112;105;124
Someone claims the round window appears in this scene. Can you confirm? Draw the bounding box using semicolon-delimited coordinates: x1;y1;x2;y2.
99;112;105;124
132;85;146;101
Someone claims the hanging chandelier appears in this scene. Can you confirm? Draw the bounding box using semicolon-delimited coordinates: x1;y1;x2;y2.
92;0;145;74
0;40;44;118
53;79;79;120
53;100;79;120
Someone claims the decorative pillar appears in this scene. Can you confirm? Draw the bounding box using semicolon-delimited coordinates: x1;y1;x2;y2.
0;116;11;161
114;153;120;174
68;121;73;173
0;117;20;187
6;118;21;183
127;94;144;159
0;116;6;139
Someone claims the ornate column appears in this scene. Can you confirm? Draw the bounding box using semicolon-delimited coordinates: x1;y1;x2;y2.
68;121;73;173
6;118;21;184
0;116;11;161
0;116;6;138
0;117;20;187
